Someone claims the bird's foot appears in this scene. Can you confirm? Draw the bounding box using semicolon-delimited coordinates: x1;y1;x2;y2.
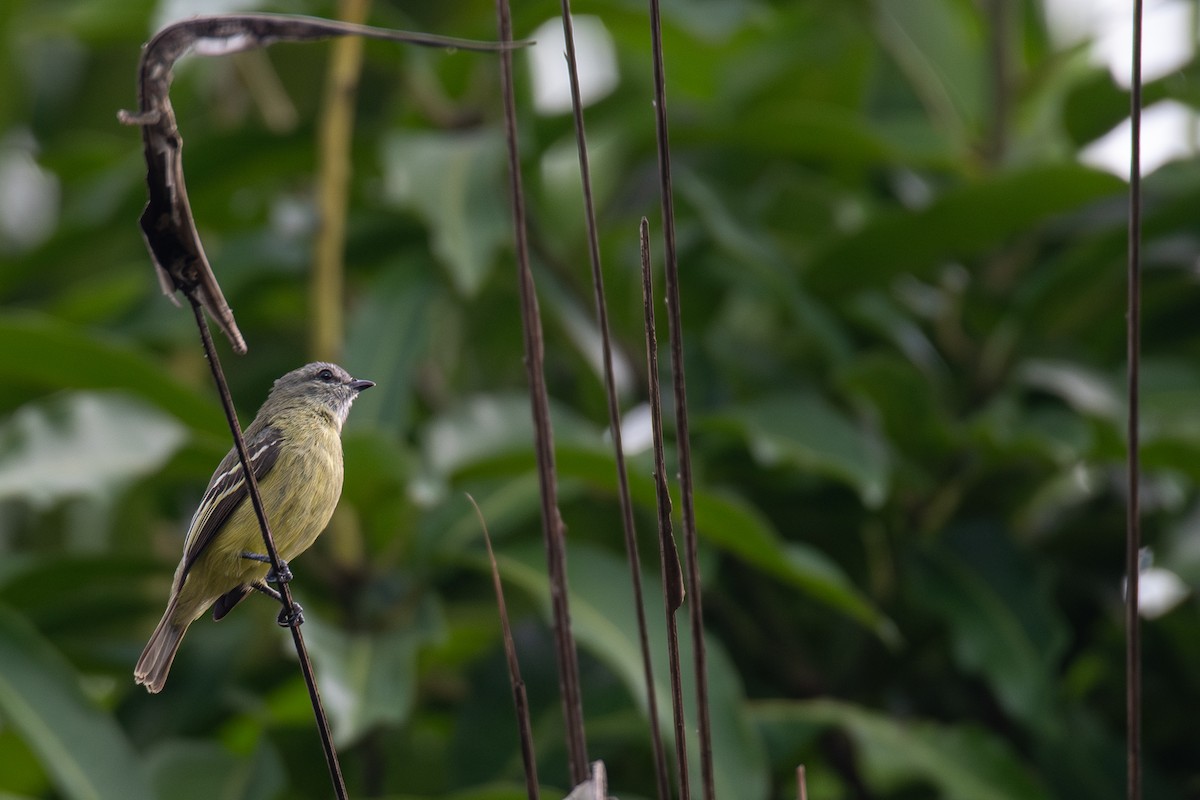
266;561;292;585
240;552;292;584
277;601;304;628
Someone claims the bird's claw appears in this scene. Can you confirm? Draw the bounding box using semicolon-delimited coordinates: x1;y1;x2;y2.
277;601;304;628
240;552;292;584
266;560;293;585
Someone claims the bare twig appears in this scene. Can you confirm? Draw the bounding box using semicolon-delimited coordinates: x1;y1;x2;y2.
640;218;689;800
495;0;590;784
1126;3;1144;800
796;765;808;800
312;0;373;362
468;494;540;800
558;4;670;798
645;2;716;797
187;296;347;800
120;13;527;354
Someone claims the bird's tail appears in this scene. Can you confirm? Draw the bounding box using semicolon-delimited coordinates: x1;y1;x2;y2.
134;602;188;694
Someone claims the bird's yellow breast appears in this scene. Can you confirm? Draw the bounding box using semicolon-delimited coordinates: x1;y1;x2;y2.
171;418;344;623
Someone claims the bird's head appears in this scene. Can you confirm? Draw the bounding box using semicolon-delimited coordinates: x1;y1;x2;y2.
267;362;374;428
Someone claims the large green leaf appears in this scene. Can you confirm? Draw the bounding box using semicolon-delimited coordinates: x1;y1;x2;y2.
0;313;219;433
303;596;445;746
380;131;510;297
691;102;904;165
837;352;957;462
344;267;440;437
0;555;161;644
144;739;284;800
873;0;984;146
705;392;891;507
420;394;601;480
804;165;1125;296
0;391;186;509
0;606;155;800
907;533;1067;735
676;483;898;644
0;721;50;797
753;698;1051;800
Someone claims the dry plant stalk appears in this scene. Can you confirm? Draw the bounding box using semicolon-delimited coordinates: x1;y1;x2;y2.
470;495;541;800
556;3;672;798
645;0;717;796
641;218;690;800
1124;3;1145;800
494;0;591;785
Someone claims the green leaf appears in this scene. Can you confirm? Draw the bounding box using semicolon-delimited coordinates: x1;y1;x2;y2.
488;542;769;800
0;605;155;800
907;533;1067;734
0;724;50;797
303;597;445;746
677;484;898;644
381;131;510;296
0;312;220;433
694;102;901;164
804;165;1125;297
0;555;161;642
838;352;956;461
753;698;1050;800
970;394;1095;465
344;267;440;437
874;0;985;145
144;739;284;800
705;392;890;507
1062;71;1130;147
420;394;601;479
0;391;186;508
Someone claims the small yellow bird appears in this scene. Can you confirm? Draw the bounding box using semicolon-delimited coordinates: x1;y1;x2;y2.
135;362;374;693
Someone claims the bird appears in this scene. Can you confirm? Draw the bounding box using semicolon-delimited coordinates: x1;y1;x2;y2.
134;362;374;693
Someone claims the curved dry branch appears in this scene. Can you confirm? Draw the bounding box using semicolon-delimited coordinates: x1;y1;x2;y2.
119;13;528;354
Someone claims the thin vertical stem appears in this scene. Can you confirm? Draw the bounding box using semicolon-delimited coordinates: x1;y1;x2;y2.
470;495;540;800
187;298;347;800
1125;2;1144;800
558;4;670;799
641;218;690;800
645;2;715;797
495;0;590;784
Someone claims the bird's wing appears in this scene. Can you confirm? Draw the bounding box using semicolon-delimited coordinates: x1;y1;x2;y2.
178;426;285;584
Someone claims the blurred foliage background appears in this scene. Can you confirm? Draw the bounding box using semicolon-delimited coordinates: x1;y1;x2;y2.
1;0;1198;798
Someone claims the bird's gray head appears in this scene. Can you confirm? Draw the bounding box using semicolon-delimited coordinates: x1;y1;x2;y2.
267;362;374;429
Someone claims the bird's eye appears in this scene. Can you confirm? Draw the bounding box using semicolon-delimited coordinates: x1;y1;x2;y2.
317;368;335;382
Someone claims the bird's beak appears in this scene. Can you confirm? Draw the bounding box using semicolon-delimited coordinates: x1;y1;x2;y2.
348;379;375;392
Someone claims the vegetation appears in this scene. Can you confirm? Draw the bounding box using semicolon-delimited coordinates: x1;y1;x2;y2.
1;1;1196;798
